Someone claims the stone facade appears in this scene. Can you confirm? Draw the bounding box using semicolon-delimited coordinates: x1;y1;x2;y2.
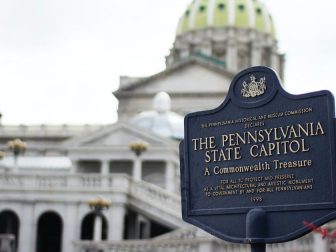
0;121;183;252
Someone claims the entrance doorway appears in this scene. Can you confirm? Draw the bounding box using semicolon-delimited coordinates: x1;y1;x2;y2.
36;211;63;252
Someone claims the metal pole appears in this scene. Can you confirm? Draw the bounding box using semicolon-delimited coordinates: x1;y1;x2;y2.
246;208;267;252
251;243;266;252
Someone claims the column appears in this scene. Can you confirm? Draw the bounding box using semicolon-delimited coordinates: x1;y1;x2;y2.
62;205;78;252
313;232;329;252
70;159;78;174
19;204;35;252
251;43;262;66
165;161;175;193
93;214;103;241
108;204;126;241
226;39;238;73
101;160;110;188
13;156;19;173
101;160;109;175
133;157;142;181
137;215;150;239
271;51;280;73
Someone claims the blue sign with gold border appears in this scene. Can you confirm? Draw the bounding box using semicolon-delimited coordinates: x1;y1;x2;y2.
180;66;336;244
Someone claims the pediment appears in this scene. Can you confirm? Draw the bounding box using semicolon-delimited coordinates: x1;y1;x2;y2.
116;57;233;96
64;122;175;148
140;64;231;94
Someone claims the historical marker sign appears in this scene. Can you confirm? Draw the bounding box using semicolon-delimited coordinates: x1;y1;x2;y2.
180;66;336;244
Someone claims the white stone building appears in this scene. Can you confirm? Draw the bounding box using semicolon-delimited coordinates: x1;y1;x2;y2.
0;0;332;251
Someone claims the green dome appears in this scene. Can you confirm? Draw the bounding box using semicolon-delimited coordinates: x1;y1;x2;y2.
176;0;275;37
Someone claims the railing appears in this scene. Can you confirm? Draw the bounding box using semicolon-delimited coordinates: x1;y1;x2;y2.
0;173;130;191
131;180;181;217
267;234;313;252
0;173;181;220
73;220;317;252
153;226;315;252
73;234;315;252
154;226;198;240
0;124;105;137
74;239;209;252
0;173;326;252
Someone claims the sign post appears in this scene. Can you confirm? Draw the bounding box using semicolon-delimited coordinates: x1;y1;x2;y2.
180;66;336;251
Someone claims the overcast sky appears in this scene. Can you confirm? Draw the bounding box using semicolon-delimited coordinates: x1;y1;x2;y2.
0;0;335;125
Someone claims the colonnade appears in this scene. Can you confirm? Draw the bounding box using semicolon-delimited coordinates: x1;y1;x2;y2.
71;158;178;193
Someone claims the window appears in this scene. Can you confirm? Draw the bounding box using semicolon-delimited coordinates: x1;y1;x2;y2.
218;3;225;10
199;5;206;12
256;8;262;15
238;4;245;11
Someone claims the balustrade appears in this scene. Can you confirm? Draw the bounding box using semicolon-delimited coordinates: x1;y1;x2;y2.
0;172;181;216
131;180;181;214
74;239;201;252
0;173;130;190
0;172;323;252
154;226;198;240
73;235;315;252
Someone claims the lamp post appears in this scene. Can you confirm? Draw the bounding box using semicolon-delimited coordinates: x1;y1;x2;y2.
88;196;111;241
129;140;148;180
7;139;26;173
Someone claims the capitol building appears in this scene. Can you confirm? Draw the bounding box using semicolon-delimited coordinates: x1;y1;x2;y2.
0;0;331;251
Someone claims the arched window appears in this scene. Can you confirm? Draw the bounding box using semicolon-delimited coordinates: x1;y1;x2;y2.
36;211;63;252
218;3;225;10
80;212;108;240
0;210;20;250
199;5;206;12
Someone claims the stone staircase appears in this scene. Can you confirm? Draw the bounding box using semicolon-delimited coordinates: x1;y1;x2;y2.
129;179;184;228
